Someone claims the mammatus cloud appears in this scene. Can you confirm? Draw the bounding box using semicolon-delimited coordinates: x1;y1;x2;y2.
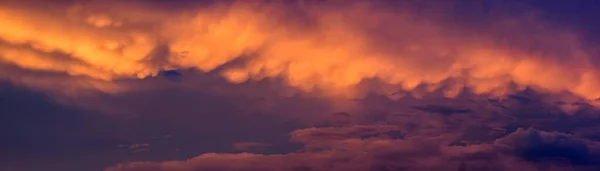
1;0;600;100
5;1;600;170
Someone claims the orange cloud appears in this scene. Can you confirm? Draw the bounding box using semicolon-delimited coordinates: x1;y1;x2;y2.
1;1;599;101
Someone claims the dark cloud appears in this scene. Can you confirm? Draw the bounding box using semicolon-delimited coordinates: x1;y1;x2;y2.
105;87;600;171
410;104;473;116
110;126;600;171
495;128;600;166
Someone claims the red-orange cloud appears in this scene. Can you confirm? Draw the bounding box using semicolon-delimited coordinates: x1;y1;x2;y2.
1;0;599;100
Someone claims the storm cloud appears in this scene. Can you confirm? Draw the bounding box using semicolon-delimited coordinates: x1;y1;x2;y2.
2;0;600;171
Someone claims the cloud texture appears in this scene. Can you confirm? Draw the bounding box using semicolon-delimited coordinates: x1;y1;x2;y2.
3;1;600;170
103;88;600;171
1;0;600;100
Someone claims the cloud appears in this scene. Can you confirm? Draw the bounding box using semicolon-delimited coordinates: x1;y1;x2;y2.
0;0;599;101
102;88;600;170
0;78;311;170
4;73;600;170
105;125;444;171
107;125;600;171
123;143;150;153
495;128;600;166
3;1;600;170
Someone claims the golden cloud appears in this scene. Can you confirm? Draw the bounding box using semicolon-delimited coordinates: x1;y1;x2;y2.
1;1;599;100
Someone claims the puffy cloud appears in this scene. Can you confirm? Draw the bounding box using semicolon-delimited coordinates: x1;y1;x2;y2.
1;0;600;101
0;3;159;79
3;1;600;170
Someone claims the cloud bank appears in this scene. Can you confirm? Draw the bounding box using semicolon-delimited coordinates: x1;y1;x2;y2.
101;86;600;171
1;0;599;100
107;130;600;171
4;1;600;170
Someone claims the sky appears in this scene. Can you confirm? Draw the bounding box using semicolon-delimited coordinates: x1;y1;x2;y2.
1;0;600;170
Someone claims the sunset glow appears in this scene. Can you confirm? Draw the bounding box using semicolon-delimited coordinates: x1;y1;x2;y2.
1;0;599;99
2;1;600;171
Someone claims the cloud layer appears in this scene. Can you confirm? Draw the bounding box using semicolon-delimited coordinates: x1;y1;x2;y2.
1;0;600;100
106;128;600;171
3;1;600;170
101;86;600;171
